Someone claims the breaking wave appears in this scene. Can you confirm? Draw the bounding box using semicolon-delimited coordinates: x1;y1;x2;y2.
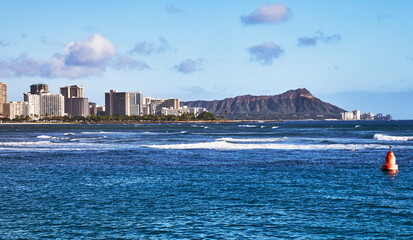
216;137;287;142
374;134;413;141
37;135;53;139
143;141;384;150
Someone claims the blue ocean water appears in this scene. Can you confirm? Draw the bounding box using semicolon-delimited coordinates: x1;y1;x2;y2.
0;121;412;239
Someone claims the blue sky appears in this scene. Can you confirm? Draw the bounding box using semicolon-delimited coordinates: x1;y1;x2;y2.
1;1;413;118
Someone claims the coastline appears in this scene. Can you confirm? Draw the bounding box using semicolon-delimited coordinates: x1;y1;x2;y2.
0;120;284;125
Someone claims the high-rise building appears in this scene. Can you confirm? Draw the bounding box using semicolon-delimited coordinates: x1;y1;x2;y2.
66;98;89;117
30;84;49;94
60;85;87;116
24;91;64;118
2;102;30;119
38;92;65;117
3;102;31;119
105;90;143;116
24;93;40;117
0;82;7;116
60;85;84;99
160;98;180;109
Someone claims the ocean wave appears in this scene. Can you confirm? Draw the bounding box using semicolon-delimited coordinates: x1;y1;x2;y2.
238;125;257;128
0;141;54;146
374;134;413;141
143;141;385;150
81;131;137;135
64;132;75;136
272;126;279;129
216;137;288;142
37;135;53;139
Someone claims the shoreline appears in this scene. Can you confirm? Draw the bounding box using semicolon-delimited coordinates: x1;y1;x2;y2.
1;119;404;125
0;120;284;125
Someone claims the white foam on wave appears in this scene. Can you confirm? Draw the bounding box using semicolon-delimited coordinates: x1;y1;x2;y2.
64;132;75;136
143;141;385;150
272;126;279;129
238;125;257;128
0;141;54;146
374;134;413;141
217;137;287;142
36;135;53;139
0;140;122;152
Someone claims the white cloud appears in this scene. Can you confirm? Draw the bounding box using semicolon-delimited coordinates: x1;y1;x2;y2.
241;4;292;25
0;34;148;79
64;34;117;67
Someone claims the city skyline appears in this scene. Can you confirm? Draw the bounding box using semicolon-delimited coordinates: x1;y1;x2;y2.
1;1;413;118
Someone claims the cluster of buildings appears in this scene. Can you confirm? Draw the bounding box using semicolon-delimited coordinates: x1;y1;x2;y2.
341;110;392;121
0;82;207;120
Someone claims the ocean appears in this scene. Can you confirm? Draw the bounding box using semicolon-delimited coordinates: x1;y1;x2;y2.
0;121;412;239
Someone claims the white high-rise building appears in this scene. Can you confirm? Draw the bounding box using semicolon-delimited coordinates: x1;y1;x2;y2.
2;102;30;119
24;93;41;117
39;92;65;117
24;92;64;117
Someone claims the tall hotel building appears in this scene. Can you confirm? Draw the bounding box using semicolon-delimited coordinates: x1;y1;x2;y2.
60;85;89;117
105;90;143;116
24;84;64;117
0;82;7;116
30;84;49;94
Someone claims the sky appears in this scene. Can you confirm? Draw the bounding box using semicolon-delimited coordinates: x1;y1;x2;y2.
1;1;413;119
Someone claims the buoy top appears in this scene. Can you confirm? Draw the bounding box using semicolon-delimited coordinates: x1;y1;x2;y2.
385;147;396;165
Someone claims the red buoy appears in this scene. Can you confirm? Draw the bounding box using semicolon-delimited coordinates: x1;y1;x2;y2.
382;146;398;171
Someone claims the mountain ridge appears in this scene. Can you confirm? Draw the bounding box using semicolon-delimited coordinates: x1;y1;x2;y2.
181;88;345;120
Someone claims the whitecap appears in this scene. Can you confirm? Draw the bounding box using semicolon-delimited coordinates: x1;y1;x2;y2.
272;126;279;129
374;134;413;141
36;135;53;139
217;137;288;142
143;141;385;150
238;125;257;128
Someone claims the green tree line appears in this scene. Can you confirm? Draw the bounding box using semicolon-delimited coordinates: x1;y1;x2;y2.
0;111;216;123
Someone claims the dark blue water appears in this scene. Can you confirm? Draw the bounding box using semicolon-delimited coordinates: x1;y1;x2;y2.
0;121;412;238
